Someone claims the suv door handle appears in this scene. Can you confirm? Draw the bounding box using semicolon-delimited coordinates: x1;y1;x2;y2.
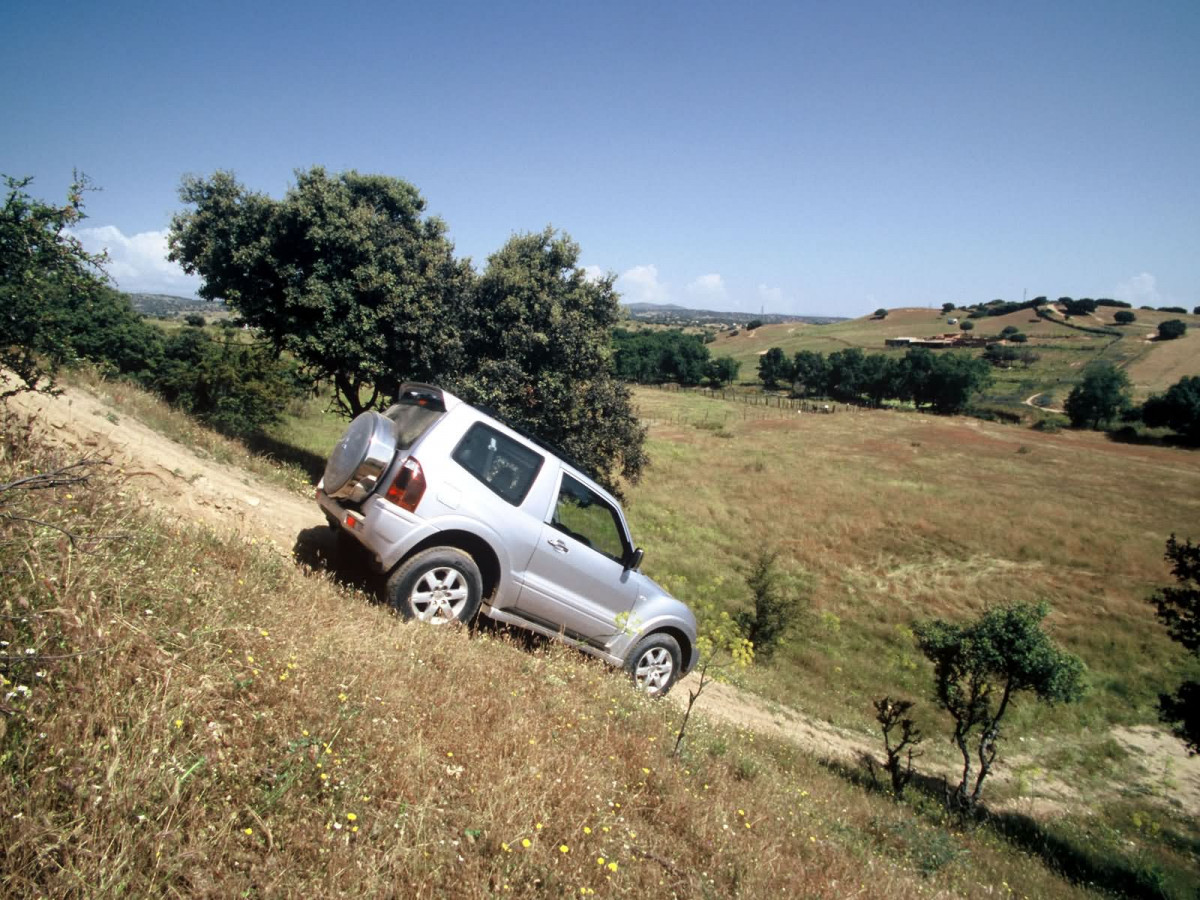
547;538;569;553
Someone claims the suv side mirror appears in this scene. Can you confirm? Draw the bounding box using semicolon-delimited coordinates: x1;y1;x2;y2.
625;547;644;571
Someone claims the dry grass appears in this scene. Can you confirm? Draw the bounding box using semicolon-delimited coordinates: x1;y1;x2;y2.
629;388;1200;756
1;407;1140;898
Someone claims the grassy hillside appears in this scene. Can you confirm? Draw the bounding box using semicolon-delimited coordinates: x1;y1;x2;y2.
9;376;1198;896
710;305;1200;410
3;409;1142;899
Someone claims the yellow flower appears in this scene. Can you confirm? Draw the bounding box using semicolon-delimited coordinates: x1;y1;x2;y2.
501;842;512;853
174;719;183;729
243;828;253;835
535;822;544;830
582;826;592;834
521;838;531;849
641;767;650;775
559;844;569;853
346;813;357;821
338;693;348;702
259;629;269;637
596;857;605;866
607;861;618;872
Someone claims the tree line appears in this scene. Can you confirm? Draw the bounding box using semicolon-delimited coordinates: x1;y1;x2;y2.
757;346;992;415
611;328;739;387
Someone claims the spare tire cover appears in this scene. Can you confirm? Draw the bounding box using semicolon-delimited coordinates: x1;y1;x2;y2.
322;411;394;499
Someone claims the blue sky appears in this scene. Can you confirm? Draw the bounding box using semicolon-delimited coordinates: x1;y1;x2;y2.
4;1;1197;316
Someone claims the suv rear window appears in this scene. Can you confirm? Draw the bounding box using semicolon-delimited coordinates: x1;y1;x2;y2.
452;423;544;506
383;401;444;451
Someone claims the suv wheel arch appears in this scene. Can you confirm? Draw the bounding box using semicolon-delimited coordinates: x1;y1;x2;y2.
398;530;502;603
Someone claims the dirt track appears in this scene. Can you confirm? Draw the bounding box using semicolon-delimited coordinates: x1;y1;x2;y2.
14;383;1200;818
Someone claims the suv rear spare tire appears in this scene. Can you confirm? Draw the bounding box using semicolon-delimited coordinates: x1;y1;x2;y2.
387;547;482;625
323;411;397;502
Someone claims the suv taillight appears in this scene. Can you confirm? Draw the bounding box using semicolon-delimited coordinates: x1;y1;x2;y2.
386;457;426;512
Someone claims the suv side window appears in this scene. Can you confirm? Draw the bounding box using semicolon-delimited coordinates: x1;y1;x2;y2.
451;422;544;506
551;473;627;563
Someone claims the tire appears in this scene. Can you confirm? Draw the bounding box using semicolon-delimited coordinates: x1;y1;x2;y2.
624;633;682;697
387;548;482;625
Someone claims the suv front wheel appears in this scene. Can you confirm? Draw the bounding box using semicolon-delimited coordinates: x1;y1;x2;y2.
387;548;482;625
625;632;682;697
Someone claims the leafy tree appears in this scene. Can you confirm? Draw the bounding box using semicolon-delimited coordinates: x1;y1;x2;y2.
735;549;805;660
923;353;991;414
1000;325;1019;337
1008;332;1028;343
861;353;901;407
169;167;471;417
826;347;870;402
454;228;646;491
757;346;790;389
874;308;888;319
1157;319;1187;341
941;302;956;314
60;285;164;379
745;318;763;331
612;329;711;384
183;313;206;327
1061;297;1097;316
1142;376;1200;440
1194;306;1200;316
790;350;828;397
959;320;975;332
915;603;1085;814
1114;310;1136;325
151;328;302;437
1158;306;1187;314
1064;361;1131;429
1148;535;1200;753
704;355;740;387
0;174;108;399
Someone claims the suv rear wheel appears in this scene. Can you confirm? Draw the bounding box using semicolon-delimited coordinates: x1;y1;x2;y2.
625;632;682;697
387;548;482;625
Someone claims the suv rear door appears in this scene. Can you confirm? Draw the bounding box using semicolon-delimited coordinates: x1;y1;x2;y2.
516;471;639;641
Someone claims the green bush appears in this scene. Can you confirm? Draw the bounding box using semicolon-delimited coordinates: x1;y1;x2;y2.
149;329;303;437
1114;310;1136;325
1157;320;1187;340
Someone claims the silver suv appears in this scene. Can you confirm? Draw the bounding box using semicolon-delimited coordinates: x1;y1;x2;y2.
316;384;697;695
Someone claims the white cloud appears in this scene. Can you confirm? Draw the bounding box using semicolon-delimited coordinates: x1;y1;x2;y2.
616;264;670;305
581;264;607;284
72;225;201;297
686;273;726;299
1113;272;1162;307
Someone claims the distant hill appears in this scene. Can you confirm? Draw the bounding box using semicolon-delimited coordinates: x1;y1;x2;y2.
622;302;844;327
126;292;226;318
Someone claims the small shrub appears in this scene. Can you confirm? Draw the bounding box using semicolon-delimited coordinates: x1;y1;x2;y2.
959;320;974;331
183;313;206;327
1114;310;1136;325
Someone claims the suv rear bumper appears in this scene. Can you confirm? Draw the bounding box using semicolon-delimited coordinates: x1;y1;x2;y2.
316;488;434;572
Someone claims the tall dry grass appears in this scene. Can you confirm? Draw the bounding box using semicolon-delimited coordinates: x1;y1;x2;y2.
0;407;1118;898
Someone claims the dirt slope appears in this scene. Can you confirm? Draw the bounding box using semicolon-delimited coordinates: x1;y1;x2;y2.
14;383;1200;818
